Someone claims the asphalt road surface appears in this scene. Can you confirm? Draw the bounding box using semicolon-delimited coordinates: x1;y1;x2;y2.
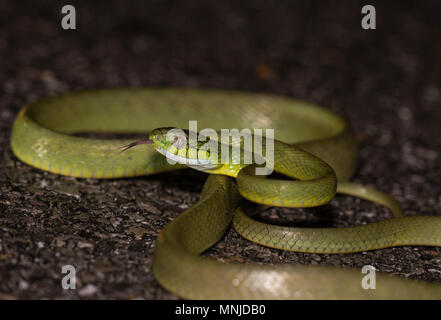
0;1;440;299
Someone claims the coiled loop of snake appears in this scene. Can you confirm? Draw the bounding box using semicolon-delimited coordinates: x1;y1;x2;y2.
10;88;441;299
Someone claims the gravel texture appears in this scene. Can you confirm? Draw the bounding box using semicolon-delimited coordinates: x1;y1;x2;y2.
0;0;440;299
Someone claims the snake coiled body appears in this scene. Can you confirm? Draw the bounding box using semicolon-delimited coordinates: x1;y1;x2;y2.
10;88;441;299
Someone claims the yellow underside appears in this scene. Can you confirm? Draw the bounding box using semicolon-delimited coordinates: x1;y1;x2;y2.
205;163;247;178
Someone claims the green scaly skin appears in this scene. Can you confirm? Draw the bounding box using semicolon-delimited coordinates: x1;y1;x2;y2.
10;88;441;299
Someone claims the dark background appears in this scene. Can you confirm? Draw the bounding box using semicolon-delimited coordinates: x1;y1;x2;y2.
0;0;440;299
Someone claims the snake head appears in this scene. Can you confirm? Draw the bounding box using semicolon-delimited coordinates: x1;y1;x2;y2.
149;127;189;151
119;127;187;153
149;127;221;170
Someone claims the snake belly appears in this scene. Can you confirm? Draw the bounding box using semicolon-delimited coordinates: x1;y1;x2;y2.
10;88;441;299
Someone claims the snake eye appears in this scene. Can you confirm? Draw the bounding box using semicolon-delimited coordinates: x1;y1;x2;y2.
173;134;188;150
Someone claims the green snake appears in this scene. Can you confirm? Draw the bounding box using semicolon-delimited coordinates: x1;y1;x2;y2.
10;88;441;299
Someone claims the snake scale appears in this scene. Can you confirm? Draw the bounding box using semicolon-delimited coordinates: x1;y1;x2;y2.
10;88;441;299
